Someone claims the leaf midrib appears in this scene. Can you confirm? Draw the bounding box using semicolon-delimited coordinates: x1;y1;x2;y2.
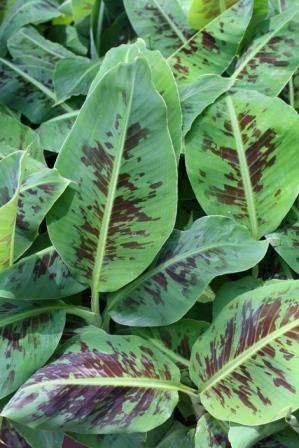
200;314;299;394
13;28;69;60
225;95;258;239
232;8;298;81
91;67;136;293
150;0;187;44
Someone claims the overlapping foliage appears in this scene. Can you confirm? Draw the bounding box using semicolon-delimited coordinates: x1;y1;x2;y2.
0;0;299;447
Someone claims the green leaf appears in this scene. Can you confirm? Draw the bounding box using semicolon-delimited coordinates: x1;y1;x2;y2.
54;57;101;103
71;0;96;22
188;0;238;29
185;90;299;239
0;419;64;448
168;0;252;82
90;39;182;159
213;276;263;318
2;327;184;433
255;428;299;447
37;111;79;153
0;246;85;300
69;432;146;448
195;413;229;447
0;111;43;162
228;419;287;448
190;280;299;425
179;74;233;135
0;299;65;398
108;216;268;326
267;222;299;274
0;0;60;55
231;8;299;96
0;57;70;124
48;58;177;295
157;424;195;448
123;0;192;57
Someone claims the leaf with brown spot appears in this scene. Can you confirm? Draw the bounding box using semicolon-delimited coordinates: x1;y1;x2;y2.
48;58;177;294
232;8;299;96
195;413;230;447
108;216;267;326
0;299;65;399
186;90;299;239
190;280;299;425
168;0;252;82
188;0;238;30
2;326;183;434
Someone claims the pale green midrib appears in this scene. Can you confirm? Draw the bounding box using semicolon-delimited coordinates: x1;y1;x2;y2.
0;58;72;113
91;69;137;294
13;377;195;395
42;111;79;124
15;29;69;60
0;304;67;328
1;1;49;34
231;9;297;80
108;240;255;311
219;0;226;13
151;0;187;44
148;338;190;367
200;316;299;394
226;95;258;239
56;62;100;103
20;178;68;194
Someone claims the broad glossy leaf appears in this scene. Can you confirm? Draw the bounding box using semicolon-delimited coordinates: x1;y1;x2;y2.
190;280;299;425
0;299;65;398
0;0;60;55
188;0;238;29
123;0;192;57
186;90;299;239
228;420;287;448
37;111;79;153
232;8;299;96
195;414;229;447
48;58;177;292
180;74;233;135
0;111;43;161
267;223;299;274
0;57;69;124
15;159;70;258
0;246;85;300
108;216;268;326
168;0;252;82
2;327;182;433
90;39;182;159
54;57;101;103
0;420;64;448
213;276;263;317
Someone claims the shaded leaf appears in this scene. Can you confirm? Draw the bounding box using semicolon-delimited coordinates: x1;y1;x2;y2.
37;111;79;153
168;0;252;82
0;0;60;55
0;111;43;162
180;74;233;135
232;8;299;96
228;419;287;448
0;299;65;398
188;0;238;29
255;428;299;447
0;246;85;300
2;327;182;433
190;280;299;425
195;413;229;447
123;0;192;57
108;216;268;326
48;58;177;292
69;432;146;448
267;222;299;274
54;57;101;103
185;90;299;239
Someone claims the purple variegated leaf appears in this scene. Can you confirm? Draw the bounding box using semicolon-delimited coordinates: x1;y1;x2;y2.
2;327;184;434
186;90;299;239
190;280;299;425
0;420;30;448
0;246;85;300
168;0;252;82
0;299;65;398
195;414;230;447
108;216;268;326
48;58;177;293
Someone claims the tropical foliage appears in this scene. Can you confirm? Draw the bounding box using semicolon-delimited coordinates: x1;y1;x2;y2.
0;0;299;447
